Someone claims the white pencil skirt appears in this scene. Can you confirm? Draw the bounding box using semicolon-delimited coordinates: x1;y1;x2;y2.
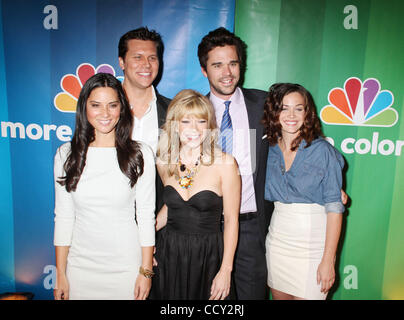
265;202;328;300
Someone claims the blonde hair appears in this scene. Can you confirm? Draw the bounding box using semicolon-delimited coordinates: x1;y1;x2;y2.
157;89;221;177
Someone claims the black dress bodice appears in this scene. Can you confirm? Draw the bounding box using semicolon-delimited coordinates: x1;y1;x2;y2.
164;185;223;234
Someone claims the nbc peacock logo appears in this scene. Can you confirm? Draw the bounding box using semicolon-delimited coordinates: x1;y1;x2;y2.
54;63;124;113
320;77;398;127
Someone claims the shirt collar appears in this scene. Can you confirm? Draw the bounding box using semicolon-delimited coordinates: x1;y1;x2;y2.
130;86;157;116
274;138;308;154
148;86;157;111
299;139;308;150
209;87;242;111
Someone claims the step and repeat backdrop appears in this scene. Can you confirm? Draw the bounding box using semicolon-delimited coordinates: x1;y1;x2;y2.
1;0;403;299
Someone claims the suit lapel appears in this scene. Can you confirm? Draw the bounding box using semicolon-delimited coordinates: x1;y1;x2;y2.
241;88;264;184
156;92;169;128
208;88;265;184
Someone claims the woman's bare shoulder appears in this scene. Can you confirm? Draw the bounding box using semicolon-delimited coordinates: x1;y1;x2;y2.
210;153;239;177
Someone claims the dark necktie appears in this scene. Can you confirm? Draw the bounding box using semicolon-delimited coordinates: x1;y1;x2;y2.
220;100;233;154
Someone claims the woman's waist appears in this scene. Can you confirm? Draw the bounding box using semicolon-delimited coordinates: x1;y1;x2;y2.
74;212;137;226
166;208;222;234
166;220;221;235
71;220;139;246
274;201;326;215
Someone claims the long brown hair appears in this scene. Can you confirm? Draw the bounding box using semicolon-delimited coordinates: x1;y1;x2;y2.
58;73;144;192
262;83;322;151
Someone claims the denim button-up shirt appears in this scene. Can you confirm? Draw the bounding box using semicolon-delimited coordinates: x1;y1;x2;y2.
264;137;345;214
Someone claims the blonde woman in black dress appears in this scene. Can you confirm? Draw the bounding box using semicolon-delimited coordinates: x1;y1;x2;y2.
152;89;240;300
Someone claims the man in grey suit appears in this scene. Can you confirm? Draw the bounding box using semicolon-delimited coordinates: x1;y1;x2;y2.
198;27;273;299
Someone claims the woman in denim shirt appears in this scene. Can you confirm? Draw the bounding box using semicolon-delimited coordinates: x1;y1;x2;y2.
263;83;344;300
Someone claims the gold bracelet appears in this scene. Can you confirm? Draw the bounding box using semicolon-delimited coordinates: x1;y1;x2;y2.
139;266;155;279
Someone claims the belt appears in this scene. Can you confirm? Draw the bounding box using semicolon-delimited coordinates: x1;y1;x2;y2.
239;212;258;221
221;212;258;223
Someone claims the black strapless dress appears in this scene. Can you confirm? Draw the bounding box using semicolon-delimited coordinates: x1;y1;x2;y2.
152;185;233;300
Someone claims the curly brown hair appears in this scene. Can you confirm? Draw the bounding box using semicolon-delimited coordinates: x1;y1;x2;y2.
262;83;323;151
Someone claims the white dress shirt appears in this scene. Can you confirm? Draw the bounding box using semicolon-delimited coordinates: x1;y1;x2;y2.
131;86;159;156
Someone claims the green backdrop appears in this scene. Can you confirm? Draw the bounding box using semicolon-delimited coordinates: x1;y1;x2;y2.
235;0;404;299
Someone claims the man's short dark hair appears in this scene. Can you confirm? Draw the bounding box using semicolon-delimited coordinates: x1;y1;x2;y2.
197;27;247;72
118;27;164;61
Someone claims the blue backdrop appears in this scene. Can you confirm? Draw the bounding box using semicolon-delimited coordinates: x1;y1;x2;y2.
0;0;234;299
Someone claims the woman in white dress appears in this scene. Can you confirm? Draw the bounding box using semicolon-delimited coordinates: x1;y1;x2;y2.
53;73;156;300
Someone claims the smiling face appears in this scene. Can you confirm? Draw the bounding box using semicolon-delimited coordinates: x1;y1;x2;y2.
201;45;240;100
119;39;159;90
279;91;306;139
178;114;209;150
86;87;121;142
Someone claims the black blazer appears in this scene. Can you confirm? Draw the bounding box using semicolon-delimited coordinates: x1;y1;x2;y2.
241;88;274;244
155;91;170;214
156;91;170;128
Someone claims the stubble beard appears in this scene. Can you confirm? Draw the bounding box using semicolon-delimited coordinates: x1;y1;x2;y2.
210;77;239;98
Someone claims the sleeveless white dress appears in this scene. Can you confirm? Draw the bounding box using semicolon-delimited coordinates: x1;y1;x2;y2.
53;142;155;300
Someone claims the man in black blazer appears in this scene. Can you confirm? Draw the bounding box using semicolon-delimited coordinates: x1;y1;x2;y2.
118;27;170;213
198;27;273;299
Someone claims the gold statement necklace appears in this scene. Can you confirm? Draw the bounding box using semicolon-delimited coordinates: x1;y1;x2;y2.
177;154;202;189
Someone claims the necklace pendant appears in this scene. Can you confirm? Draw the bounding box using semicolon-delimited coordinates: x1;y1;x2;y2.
177;153;202;189
179;176;193;189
